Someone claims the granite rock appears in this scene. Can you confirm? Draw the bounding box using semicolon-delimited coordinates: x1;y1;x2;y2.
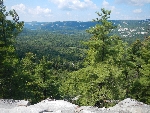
0;98;150;113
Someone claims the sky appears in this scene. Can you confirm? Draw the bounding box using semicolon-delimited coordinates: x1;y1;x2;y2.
4;0;150;22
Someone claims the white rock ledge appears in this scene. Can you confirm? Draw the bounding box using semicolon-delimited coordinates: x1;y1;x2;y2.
0;98;150;113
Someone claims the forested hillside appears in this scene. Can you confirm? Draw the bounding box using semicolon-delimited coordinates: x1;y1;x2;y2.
0;1;150;107
23;20;150;42
16;30;89;68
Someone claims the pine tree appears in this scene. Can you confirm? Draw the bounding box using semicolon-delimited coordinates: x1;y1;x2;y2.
60;8;126;107
85;8;116;64
130;37;150;104
34;56;60;100
0;0;24;98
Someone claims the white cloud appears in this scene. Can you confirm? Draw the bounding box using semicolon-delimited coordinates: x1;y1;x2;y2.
28;6;51;15
133;9;142;13
102;0;115;11
50;0;98;10
66;12;70;15
12;4;51;16
11;4;52;20
11;4;26;13
103;0;109;6
115;0;150;6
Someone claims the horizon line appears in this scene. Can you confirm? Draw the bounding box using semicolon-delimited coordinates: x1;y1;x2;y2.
23;19;150;23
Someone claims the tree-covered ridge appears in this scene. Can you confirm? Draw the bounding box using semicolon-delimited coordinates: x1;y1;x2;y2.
16;18;150;70
0;1;150;107
24;20;150;43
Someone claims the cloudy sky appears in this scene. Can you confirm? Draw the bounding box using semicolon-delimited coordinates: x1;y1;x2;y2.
4;0;150;22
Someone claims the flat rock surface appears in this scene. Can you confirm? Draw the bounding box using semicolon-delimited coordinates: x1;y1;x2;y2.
0;98;150;113
0;99;30;109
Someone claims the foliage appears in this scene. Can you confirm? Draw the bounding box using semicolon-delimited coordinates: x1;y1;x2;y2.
85;8;116;64
60;8;150;107
129;37;150;104
0;0;24;98
60;8;126;107
13;53;61;103
60;64;124;106
16;30;88;71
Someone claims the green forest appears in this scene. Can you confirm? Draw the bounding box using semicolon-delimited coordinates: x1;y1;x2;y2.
0;1;150;107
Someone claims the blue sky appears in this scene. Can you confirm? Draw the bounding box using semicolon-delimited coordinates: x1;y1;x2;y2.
4;0;150;22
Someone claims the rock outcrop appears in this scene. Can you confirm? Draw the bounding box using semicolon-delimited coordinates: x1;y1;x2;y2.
0;98;150;113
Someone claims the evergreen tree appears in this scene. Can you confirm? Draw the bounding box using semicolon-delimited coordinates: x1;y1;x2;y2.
130;37;150;104
0;0;24;98
85;8;116;64
34;56;60;101
14;52;37;100
60;8;126;107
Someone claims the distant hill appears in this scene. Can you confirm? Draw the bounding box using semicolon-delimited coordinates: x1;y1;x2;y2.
23;20;150;42
24;21;97;31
